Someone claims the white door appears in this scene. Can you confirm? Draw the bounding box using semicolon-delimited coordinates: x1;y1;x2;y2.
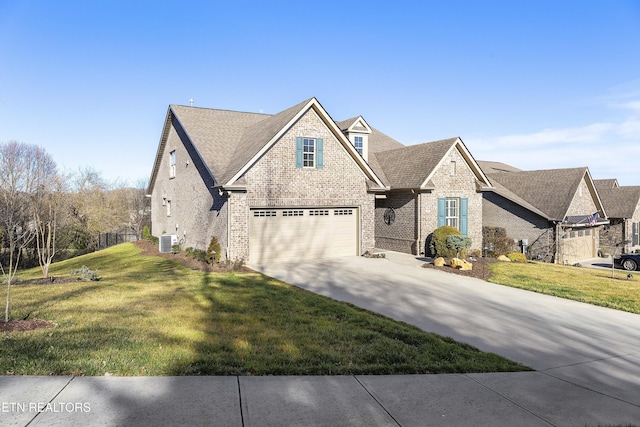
249;208;358;264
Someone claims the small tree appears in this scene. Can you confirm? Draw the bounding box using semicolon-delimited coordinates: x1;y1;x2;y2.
33;175;65;278
207;236;222;264
0;141;57;322
446;235;472;259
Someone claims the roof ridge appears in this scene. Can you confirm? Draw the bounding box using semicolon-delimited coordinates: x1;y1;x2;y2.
170;104;272;116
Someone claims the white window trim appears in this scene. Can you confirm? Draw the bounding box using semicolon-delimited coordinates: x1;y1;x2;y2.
303;138;315;168
445;198;459;229
354;136;363;156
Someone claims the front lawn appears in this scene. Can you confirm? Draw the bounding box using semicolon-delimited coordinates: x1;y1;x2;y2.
1;243;527;376
488;261;640;315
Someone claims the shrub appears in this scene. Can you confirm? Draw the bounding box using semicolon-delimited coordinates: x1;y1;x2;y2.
70;265;100;281
142;226;159;244
446;235;472;258
506;252;527;263
482;226;515;257
430;226;462;259
207;237;222;264
185;247;208;263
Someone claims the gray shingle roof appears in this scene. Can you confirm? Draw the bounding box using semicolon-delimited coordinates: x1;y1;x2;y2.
169;105;269;183
369;128;405;153
596;186;640;219
477;160;522;174
372;138;459;189
594;178;619;190
487;167;590;220
170;98;313;185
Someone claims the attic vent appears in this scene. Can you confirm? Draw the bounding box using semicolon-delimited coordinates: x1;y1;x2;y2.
159;234;178;253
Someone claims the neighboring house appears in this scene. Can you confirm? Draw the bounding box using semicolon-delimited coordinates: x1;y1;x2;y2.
480;163;608;264
368;138;492;255
594;179;640;255
147;98;386;265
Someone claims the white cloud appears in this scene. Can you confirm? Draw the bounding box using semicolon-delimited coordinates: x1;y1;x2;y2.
467;89;640;185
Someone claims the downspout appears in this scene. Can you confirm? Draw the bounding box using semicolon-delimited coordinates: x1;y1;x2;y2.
416;192;422;255
226;193;230;261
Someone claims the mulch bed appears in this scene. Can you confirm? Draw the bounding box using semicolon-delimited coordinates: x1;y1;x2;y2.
422;257;499;281
132;239;251;272
0;319;56;333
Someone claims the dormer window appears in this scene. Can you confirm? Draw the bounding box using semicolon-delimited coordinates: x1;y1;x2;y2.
354;136;363;156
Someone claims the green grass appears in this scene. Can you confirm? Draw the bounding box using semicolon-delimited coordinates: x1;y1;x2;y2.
1;243;527;376
489;261;640;314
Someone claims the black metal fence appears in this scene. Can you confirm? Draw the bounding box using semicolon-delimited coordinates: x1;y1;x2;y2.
97;233;139;250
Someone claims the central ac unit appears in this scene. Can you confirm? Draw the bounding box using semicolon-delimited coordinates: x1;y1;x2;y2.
159;234;178;253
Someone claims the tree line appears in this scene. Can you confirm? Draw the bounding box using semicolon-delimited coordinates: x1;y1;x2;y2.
0;140;150;321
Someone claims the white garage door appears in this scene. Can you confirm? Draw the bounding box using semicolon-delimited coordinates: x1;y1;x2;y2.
561;229;595;264
249;208;358;264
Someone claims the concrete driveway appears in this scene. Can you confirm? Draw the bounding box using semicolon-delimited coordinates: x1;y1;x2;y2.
253;252;640;409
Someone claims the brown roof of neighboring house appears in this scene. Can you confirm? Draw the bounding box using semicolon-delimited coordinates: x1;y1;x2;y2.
486;167;596;221
594;178;620;189
594;185;640;219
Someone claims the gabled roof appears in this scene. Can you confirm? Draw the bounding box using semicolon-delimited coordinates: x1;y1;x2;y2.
371;137;491;190
147;98;386;194
594;178;620;190
486;167;605;221
336;116;372;134
477;160;522;174
595;185;640;219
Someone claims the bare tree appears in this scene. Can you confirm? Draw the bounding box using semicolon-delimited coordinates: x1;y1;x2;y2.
67;168;135;251
33;174;65;278
0;141;57;322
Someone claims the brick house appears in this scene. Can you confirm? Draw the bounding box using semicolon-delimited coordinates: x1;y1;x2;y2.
367;138;491;255
147;97;492;263
147;98;387;265
480;163;608;264
594;179;640;255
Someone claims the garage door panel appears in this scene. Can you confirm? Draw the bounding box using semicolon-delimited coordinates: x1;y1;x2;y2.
562;230;594;264
249;208;358;264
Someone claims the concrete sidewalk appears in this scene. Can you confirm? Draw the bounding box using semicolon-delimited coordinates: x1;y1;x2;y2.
2;373;639;426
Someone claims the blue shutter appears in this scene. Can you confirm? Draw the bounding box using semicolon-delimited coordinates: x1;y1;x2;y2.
296;137;303;168
437;198;446;227
460;198;468;236
316;138;324;168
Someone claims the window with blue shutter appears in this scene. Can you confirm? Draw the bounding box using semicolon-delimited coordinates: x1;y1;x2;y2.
460;198;468;236
437;198;446;227
296;137;303;168
316;138;323;168
296;137;323;168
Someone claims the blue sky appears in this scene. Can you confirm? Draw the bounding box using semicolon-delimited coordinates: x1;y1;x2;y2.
1;0;639;186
